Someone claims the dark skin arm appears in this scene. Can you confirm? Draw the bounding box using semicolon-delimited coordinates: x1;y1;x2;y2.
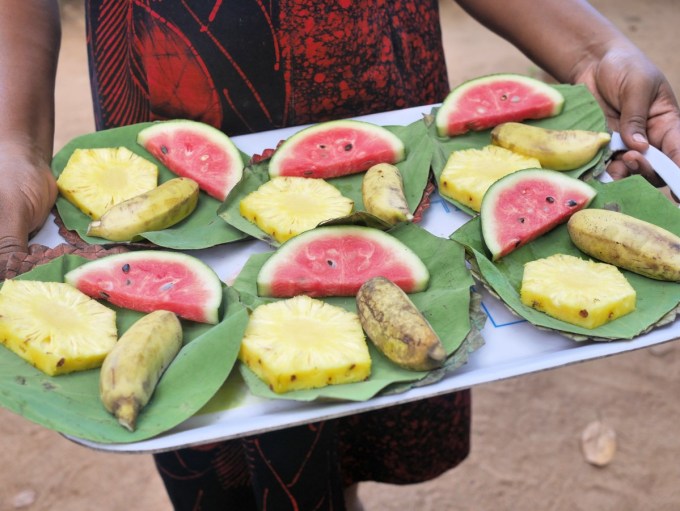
0;0;60;264
454;0;680;190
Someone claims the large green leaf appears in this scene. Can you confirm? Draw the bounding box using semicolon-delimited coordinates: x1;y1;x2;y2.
0;255;247;443
218;120;435;246
51;123;249;249
429;83;610;216
451;176;680;340
230;222;485;402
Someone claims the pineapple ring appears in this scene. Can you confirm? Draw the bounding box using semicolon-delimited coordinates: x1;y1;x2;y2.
239;176;353;243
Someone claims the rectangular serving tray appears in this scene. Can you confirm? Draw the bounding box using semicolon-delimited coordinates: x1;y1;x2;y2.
28;106;680;453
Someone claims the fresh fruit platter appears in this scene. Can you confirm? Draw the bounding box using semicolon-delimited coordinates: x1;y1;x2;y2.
3;73;680;453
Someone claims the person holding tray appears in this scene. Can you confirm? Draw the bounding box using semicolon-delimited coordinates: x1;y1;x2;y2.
1;1;680;510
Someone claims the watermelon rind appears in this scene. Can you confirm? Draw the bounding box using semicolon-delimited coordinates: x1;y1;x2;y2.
137;119;245;202
268;119;406;179
256;225;430;297
64;250;223;324
435;73;565;137
480;168;597;260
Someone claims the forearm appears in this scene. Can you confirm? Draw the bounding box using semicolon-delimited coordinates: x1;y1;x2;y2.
453;0;637;84
0;0;61;163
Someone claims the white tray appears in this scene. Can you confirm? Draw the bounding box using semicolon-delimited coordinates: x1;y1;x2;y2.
29;106;679;453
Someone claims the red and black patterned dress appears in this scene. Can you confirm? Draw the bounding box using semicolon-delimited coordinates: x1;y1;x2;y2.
85;1;471;509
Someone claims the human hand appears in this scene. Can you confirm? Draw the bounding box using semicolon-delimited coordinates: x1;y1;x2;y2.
0;143;58;267
574;45;680;193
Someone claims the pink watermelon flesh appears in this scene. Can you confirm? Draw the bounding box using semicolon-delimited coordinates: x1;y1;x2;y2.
137;120;244;202
436;74;564;137
64;251;223;324
257;226;429;297
268;120;405;179
480;169;596;260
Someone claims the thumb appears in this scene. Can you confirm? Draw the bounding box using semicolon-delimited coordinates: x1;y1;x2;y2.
617;79;654;153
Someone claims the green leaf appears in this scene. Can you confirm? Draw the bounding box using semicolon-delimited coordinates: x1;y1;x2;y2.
51;123;249;249
451;175;680;340
230;223;485;402
0;255;247;443
218;120;435;247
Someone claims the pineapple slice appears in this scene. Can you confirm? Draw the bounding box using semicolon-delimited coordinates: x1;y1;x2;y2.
520;254;636;329
57;147;158;219
440;145;540;212
239;295;371;393
0;280;118;376
240;176;353;243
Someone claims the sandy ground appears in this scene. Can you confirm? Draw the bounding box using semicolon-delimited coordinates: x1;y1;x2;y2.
3;1;680;510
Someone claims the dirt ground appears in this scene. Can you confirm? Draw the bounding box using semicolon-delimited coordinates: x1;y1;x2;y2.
3;1;680;510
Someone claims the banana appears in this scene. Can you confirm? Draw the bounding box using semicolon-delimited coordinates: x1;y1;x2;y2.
356;276;445;371
87;177;199;241
490;122;611;171
361;163;414;225
99;310;183;431
567;208;680;281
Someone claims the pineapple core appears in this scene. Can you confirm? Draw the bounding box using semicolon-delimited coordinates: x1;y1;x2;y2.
520;254;636;329
440;145;540;212
0;280;118;376
239;295;371;393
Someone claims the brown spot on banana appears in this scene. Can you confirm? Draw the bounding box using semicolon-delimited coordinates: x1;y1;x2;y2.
356;276;445;371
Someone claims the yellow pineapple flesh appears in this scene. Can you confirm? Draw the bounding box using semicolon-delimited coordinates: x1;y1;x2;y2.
239;295;371;393
0;280;118;376
57;147;158;219
520;254;636;329
440;145;540;212
240;176;353;243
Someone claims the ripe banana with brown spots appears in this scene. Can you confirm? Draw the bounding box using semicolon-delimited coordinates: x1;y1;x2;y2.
491;122;611;171
361;163;413;225
99;310;183;431
356;276;445;371
87;177;199;241
567;208;680;281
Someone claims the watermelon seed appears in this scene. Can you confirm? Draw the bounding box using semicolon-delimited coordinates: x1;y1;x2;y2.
160;282;175;291
518;217;526;223
160;145;168;155
546;196;555;203
500;94;507;101
326;259;337;268
344;143;353;151
319;144;326;149
511;95;521;103
567;199;578;207
99;291;110;299
121;263;130;273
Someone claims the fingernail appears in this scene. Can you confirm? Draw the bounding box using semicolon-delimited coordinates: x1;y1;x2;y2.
625;159;639;171
633;133;647;144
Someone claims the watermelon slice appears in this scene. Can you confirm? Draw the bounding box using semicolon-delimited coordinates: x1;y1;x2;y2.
137;119;244;202
268;119;406;179
257;225;429;297
480;169;596;260
64;250;223;324
435;73;565;137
